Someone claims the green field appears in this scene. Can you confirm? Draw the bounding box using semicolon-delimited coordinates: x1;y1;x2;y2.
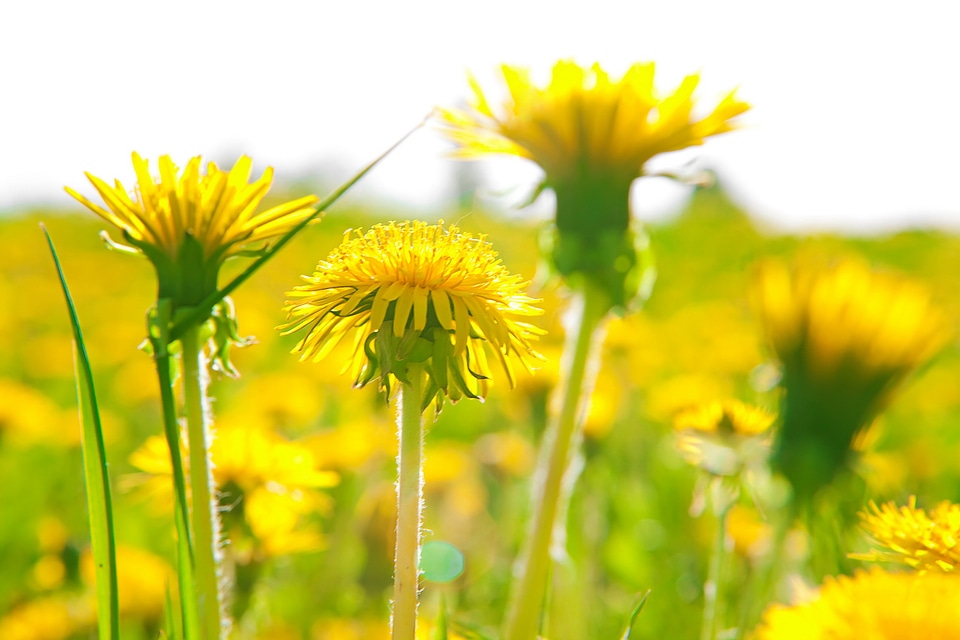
2;179;958;640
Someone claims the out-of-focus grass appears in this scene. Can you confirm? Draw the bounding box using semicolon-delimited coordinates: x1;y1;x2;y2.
2;181;959;639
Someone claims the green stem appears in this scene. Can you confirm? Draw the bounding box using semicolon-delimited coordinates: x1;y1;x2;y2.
736;509;791;639
702;501;731;640
181;323;225;640
504;281;609;640
152;315;201;638
392;366;426;640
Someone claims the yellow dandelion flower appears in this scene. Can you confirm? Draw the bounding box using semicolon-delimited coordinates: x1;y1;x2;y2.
754;255;945;502
439;60;749;184
853;497;960;573
752;567;960;640
675;399;774;436
126;425;338;557
65;152;319;309
281;220;544;404
674;399;774;476
440;60;748;306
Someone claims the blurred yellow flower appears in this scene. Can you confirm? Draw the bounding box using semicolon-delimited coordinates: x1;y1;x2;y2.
440;60;746;308
0;378;78;447
726;504;772;559
81;546;173;620
752;567;960;639
674;399;774;476
675;399;774;436
755;255;945;502
439;60;748;183
282;220;543;403
65;153;319;308
0;595;94;640
853;497;960;573
127;424;338;557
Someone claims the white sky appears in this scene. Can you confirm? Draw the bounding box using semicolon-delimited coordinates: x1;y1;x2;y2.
2;0;958;233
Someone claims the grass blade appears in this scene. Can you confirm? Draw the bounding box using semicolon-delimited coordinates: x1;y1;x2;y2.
41;224;120;640
620;590;651;640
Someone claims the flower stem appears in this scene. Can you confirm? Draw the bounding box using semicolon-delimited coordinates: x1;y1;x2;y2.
181;323;225;640
393;366;426;640
702;500;731;640
504;281;609;640
736;509;791;639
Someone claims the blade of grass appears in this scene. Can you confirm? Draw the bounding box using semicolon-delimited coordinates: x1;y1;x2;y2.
169;116;429;342
619;590;651;640
41;224;119;640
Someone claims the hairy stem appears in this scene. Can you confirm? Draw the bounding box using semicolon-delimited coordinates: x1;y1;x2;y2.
181;324;225;640
392;367;426;640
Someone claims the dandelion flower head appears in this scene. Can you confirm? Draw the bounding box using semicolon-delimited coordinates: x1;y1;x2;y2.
853;497;960;573
754;254;945;501
752;567;960;640
282;220;544;404
439;60;750;185
127;425;338;556
674;399;774;476
440;60;744;310
756;256;943;386
66;153;319;307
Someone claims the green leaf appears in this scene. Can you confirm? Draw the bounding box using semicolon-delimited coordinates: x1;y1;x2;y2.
41;224;119;640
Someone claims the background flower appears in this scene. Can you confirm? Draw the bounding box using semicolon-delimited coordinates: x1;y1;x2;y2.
755;255;945;504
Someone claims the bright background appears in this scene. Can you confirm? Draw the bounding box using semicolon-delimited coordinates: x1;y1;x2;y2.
2;0;958;231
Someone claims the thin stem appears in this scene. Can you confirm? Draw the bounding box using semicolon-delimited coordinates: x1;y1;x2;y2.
701;500;731;640
181;323;225;640
736;509;791;640
504;281;609;640
392;366;426;640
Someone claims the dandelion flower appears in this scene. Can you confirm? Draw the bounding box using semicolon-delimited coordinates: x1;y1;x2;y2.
439;60;749;185
440;61;748;307
66;153;319;308
752;567;960;640
674;399;773;477
126;426;338;557
281;220;543;404
754;255;944;502
853;497;960;573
